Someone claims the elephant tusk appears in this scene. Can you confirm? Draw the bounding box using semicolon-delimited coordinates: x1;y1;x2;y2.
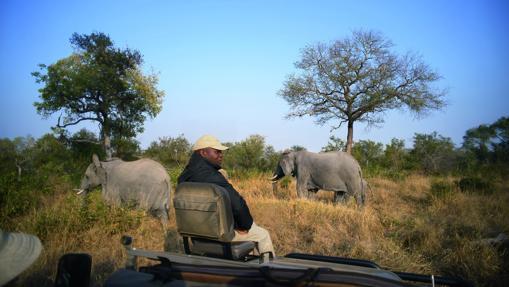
75;189;84;195
270;174;279;181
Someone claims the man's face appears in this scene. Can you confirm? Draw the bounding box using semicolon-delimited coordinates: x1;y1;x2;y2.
199;147;224;166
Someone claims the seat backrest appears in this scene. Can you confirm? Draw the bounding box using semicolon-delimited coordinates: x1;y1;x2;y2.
173;182;235;242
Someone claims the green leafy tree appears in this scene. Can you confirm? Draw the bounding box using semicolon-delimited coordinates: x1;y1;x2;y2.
461;116;509;176
321;136;346;152
69;129;104;162
0;137;35;182
490;116;509;164
351;140;384;171
279;30;446;153
223;135;266;171
33;32;164;159
144;135;191;168
111;136;141;161
410;132;456;175
463;124;494;164
261;145;281;172
382;138;407;171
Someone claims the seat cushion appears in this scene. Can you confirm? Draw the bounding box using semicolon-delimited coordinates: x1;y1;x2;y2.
190;238;255;260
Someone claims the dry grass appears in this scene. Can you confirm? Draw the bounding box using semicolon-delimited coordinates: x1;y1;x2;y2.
8;174;509;286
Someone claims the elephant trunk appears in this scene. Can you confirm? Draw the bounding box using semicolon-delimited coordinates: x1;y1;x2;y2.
270;164;285;183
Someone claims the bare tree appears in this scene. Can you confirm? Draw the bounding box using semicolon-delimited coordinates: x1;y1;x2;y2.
279;30;446;153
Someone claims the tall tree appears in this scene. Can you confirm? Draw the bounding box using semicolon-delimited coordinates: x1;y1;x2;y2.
280;30;446;153
33;32;164;159
410;132;456;175
462;124;494;164
462;116;509;167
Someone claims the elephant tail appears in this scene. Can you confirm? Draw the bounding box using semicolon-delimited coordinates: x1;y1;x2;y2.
358;168;366;206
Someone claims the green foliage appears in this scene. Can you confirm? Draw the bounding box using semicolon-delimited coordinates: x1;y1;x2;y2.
321;136;345;152
167;165;184;187
0;134;78;227
457;177;494;194
352;140;384;175
461;116;509;177
430;179;456;199
25;192;142;242
32;32;164;158
409;132;457;175
68;129;105;181
380;138;409;180
223;135;280;176
226;135;265;170
144;135;191;168
111;136;141;161
0;175;39;226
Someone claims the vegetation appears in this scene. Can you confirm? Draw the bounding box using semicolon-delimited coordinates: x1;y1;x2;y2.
32;32;165;159
1;116;508;286
6;27;504;286
2;174;508;286
279;30;446;153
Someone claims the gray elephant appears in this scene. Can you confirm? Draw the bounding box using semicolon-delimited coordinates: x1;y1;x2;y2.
271;150;365;205
77;154;172;226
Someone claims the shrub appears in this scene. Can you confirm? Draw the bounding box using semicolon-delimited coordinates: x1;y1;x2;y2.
430;180;456;198
457;177;494;194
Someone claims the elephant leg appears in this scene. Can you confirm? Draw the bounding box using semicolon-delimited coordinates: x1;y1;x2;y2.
353;180;366;207
296;180;309;198
355;192;366;207
296;186;308;198
334;191;347;203
307;188;318;200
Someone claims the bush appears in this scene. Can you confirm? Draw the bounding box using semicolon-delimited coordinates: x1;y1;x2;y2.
457;177;494;194
167;166;184;187
430;180;456;198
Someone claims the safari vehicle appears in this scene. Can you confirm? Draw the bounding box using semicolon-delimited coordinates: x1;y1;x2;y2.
55;183;473;287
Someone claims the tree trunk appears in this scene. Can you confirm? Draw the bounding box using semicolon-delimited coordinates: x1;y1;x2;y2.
15;160;22;182
102;124;112;160
346;120;354;154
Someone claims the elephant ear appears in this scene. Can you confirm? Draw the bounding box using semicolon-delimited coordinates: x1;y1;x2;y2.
92;154;102;168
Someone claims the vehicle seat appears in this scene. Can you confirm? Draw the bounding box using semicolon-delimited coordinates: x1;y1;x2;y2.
173;182;256;260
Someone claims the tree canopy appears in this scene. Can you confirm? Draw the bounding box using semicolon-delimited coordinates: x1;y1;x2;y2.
280;30;446;153
462;116;509;171
33;32;164;159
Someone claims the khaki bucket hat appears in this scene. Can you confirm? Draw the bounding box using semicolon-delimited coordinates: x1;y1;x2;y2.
0;230;42;286
192;135;229;151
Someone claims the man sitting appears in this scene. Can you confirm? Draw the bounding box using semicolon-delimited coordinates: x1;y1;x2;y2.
177;134;275;257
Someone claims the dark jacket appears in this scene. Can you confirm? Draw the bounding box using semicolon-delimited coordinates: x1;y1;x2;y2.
177;152;254;230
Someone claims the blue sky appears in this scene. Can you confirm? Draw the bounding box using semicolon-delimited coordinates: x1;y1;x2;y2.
1;0;508;152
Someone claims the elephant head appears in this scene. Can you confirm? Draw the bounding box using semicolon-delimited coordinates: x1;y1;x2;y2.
76;154;107;195
271;151;296;182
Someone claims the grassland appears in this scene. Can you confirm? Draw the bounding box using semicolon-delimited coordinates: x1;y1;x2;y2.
8;174;509;286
